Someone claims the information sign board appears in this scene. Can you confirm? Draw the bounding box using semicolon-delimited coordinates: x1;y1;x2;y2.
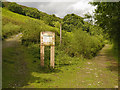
40;31;55;68
41;32;55;46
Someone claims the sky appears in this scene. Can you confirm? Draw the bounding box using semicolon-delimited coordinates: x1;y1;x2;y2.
6;0;96;18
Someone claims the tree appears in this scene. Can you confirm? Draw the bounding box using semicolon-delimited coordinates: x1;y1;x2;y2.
63;14;84;32
90;2;120;41
84;13;94;25
23;7;40;19
8;2;24;14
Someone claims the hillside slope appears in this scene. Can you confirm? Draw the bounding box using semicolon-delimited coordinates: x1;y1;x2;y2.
2;2;61;26
2;8;60;40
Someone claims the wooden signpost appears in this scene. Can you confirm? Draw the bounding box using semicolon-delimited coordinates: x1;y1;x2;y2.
60;23;62;45
40;31;55;68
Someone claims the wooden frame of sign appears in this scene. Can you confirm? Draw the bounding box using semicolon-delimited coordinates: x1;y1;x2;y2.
40;31;55;68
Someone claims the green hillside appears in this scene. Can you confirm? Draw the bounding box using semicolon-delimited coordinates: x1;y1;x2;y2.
2;8;59;40
2;2;61;26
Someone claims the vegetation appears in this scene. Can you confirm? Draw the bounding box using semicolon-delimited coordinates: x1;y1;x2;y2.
5;2;61;26
8;2;24;14
2;2;105;64
90;2;119;38
62;14;84;32
2;37;118;88
2;1;118;88
90;2;119;60
62;29;104;58
2;22;21;40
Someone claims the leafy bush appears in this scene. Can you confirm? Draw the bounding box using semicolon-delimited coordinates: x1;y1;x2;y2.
61;29;104;58
55;50;74;65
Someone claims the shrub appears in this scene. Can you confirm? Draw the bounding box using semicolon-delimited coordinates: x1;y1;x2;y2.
55;50;74;66
2;22;21;40
61;29;104;58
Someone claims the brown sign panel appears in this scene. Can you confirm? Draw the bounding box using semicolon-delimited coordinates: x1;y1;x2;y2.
41;31;55;46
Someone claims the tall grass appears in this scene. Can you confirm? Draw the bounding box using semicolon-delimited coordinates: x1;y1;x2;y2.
21;19;59;46
2;22;21;40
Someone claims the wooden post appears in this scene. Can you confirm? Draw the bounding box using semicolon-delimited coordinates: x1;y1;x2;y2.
40;45;44;67
40;32;44;67
50;45;55;68
60;23;62;45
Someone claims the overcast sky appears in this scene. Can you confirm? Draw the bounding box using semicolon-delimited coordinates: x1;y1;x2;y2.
6;0;96;18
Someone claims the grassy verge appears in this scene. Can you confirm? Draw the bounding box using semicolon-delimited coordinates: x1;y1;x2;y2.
112;44;118;61
2;40;86;88
104;44;118;61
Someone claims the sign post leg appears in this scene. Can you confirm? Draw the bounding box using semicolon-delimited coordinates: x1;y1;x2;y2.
40;45;44;67
50;46;55;68
60;23;62;45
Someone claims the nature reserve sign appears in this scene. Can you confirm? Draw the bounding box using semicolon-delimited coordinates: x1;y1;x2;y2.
41;32;55;46
40;32;55;68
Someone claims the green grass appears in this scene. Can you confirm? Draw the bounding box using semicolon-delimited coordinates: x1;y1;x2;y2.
2;40;86;88
3;40;118;88
104;44;118;61
23;57;86;88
